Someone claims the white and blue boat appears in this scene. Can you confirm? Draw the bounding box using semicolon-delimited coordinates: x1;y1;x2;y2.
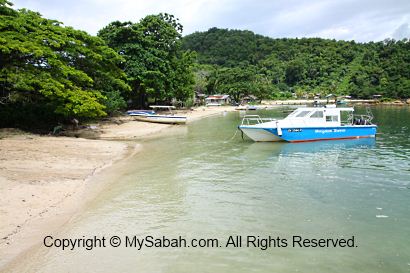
239;105;377;142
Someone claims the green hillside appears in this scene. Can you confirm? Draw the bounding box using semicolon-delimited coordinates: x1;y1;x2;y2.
182;28;410;101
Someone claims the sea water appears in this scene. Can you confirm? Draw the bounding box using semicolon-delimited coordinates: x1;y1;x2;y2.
7;106;410;273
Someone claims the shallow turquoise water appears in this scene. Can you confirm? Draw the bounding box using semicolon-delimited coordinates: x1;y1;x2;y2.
9;106;410;272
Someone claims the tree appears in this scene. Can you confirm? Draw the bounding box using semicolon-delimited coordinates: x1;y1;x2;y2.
1;0;130;128
285;60;305;86
98;14;195;107
207;65;258;102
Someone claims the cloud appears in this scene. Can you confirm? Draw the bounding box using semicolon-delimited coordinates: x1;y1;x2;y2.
10;0;410;42
392;23;410;40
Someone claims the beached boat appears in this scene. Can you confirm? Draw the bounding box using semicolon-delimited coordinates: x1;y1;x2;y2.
239;105;377;142
131;106;187;124
235;105;247;110
126;109;155;116
235;105;258;111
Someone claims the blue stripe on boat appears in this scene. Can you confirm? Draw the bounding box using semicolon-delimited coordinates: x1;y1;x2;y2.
261;126;377;142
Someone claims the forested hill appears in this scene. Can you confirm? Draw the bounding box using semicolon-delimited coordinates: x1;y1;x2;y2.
182;28;272;66
182;28;410;100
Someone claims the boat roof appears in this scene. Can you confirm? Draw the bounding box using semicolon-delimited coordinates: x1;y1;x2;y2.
285;106;354;119
149;105;176;109
293;106;354;112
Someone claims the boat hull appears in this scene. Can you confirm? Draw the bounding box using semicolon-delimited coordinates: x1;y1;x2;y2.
239;125;377;142
134;115;187;124
239;127;283;141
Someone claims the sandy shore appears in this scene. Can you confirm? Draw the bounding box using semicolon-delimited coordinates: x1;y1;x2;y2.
0;134;133;267
0;106;234;269
98;106;235;140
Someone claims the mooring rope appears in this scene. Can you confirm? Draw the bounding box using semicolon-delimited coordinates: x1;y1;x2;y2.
224;128;241;142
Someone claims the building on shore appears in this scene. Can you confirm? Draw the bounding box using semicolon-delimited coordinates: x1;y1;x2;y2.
205;95;231;106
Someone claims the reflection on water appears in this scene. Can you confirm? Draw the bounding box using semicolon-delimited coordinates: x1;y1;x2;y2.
6;106;410;273
244;137;376;157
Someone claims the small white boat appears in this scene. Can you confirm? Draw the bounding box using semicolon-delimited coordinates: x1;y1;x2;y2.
247;105;258;111
132;106;187;124
235;105;248;110
235;105;258;111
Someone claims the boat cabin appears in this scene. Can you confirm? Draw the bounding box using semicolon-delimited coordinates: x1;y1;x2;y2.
285;106;354;127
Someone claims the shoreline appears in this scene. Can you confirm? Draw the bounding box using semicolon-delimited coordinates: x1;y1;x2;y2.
260;99;410;106
0;106;235;270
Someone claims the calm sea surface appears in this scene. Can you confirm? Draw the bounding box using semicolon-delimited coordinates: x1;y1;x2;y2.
9;106;410;273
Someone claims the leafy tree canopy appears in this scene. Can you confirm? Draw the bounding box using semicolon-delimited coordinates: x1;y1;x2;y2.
98;13;195;107
0;0;130;128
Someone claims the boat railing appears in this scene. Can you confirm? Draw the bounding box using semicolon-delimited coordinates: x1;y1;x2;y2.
366;107;374;123
241;115;276;126
350;107;374;125
343;107;374;125
352;114;373;125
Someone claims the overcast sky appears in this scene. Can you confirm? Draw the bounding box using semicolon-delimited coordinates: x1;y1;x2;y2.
10;0;410;42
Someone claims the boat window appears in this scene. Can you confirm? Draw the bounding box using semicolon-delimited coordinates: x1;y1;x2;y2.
287;110;299;117
310;111;324;118
326;115;339;122
296;111;311;117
